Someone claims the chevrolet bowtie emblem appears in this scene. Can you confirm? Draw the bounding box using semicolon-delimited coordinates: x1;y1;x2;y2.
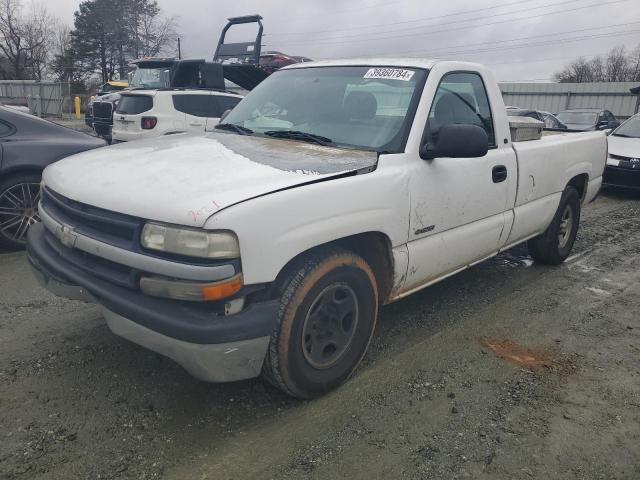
56;224;78;248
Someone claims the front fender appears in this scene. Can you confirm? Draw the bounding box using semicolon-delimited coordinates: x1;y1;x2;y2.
204;167;411;285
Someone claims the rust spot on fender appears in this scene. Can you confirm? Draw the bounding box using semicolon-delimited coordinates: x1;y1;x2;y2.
480;338;550;370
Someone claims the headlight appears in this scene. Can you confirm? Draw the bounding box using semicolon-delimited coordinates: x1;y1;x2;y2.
141;223;240;259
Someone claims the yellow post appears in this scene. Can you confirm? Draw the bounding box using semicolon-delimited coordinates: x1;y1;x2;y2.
74;96;81;119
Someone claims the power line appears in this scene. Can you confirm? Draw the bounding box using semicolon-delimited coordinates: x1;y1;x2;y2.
399;28;640;58
357;20;640;58
483;50;617;66
266;0;415;25
268;0;586;41
267;0;543;36
270;0;630;47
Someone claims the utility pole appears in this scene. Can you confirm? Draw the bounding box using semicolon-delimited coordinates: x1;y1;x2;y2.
177;37;181;59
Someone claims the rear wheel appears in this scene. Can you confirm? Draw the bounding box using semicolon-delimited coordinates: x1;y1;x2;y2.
528;186;581;265
0;173;42;250
262;248;378;399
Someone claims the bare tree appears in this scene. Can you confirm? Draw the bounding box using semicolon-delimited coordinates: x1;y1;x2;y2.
605;46;629;82
0;0;55;79
138;13;179;57
629;45;640;82
554;44;640;83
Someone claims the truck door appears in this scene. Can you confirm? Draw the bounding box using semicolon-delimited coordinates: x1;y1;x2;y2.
404;71;517;292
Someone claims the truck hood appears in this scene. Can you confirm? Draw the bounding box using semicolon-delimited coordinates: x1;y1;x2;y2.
43;132;377;227
607;134;640;158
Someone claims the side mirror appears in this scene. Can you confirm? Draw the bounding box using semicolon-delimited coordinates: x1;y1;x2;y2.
596;120;609;130
420;124;489;160
220;109;232;122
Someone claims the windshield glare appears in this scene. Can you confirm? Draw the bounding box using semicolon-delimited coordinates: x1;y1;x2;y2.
612;115;640;138
557;112;597;125
222;66;427;152
129;67;170;89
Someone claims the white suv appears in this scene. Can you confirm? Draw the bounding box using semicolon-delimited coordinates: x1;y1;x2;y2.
112;89;243;142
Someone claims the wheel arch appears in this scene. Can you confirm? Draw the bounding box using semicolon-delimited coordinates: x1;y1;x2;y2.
567;173;589;203
272;231;395;305
0;166;44;183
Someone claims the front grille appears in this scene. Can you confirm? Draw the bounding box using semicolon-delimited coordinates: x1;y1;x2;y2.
43;229;139;289
42;188;142;249
610;153;640;170
92;102;113;121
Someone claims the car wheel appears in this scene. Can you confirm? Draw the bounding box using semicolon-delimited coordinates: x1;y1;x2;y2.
0;173;42;250
262;248;378;399
528;186;581;265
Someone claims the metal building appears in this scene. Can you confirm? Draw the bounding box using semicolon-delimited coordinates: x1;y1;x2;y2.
499;82;640;119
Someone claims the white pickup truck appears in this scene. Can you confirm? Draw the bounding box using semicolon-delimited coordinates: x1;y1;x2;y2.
27;59;606;398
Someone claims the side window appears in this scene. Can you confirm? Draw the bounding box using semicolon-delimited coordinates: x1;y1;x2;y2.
427;72;495;146
0;120;15;137
173;95;224;118
216;96;242;113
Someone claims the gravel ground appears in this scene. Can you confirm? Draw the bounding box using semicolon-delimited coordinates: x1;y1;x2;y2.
1;189;639;480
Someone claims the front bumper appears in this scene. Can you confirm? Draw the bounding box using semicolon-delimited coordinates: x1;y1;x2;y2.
112;128;144;142
603;165;640;189
27;223;278;382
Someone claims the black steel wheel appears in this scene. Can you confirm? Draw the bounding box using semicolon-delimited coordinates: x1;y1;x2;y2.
262;247;378;399
301;283;360;369
528;185;581;265
0;173;42;249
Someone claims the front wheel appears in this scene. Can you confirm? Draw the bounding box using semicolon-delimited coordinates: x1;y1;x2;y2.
0;173;42;249
528;186;581;265
262;248;378;399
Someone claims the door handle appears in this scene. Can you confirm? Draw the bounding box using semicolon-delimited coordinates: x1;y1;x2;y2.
492;165;508;183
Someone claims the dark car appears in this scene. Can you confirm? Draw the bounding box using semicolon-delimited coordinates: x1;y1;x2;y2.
0;106;105;248
556;108;620;131
508;108;567;129
603;113;640;189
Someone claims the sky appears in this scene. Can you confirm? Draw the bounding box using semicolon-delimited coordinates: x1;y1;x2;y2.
50;0;640;82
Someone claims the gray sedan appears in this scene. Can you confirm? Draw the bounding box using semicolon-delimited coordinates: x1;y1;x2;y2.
0;106;105;249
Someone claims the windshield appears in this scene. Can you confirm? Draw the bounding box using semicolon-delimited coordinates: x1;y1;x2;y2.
612;115;640;138
129;67;171;89
222;66;427;152
557;112;597;125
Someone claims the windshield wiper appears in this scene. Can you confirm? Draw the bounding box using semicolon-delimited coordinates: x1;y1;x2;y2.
611;133;631;137
214;123;253;135
263;130;333;146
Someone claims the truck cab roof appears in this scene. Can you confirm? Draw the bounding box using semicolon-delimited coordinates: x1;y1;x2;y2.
283;58;441;71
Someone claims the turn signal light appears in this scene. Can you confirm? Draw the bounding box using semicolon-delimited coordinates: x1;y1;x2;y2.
140;274;243;302
201;275;244;301
141;117;157;129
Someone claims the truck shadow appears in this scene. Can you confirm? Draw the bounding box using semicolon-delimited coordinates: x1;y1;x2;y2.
601;186;640;200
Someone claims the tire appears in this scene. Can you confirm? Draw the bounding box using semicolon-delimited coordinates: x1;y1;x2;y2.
262;248;378;399
0;173;42;250
528;186;581;265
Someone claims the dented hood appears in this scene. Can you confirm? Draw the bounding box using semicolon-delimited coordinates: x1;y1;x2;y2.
43;132;377;227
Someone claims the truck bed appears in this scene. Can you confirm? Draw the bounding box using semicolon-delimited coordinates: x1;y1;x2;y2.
505;131;607;246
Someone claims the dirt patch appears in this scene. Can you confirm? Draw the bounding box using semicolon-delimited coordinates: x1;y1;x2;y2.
480;338;551;370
